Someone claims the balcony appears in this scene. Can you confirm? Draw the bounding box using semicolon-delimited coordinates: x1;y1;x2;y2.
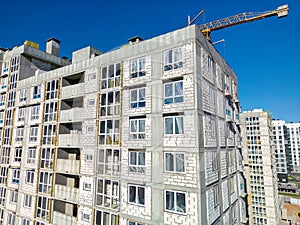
54;185;79;203
61;83;84;99
56;159;80;174
58;133;82;147
60;108;83;122
224;84;232;98
53;211;77;225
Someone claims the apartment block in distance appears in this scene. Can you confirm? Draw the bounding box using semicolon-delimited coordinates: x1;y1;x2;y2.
0;25;246;225
286;122;300;174
240;109;279;225
272;120;291;182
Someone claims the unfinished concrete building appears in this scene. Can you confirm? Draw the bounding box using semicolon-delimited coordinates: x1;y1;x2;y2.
240;109;279;225
0;25;246;225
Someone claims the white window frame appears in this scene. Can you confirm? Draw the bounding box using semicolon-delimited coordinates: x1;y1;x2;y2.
100;91;120;116
10;190;18;204
5;109;13;126
95;210;118;225
82;213;91;222
208;55;214;73
128;184;145;206
164;115;184;135
7;212;16;225
24;194;33;208
0;111;3;124
21;218;31;225
44;102;57;122
0;94;5;106
164;80;184;104
129;150;146;173
130;87;146;109
130;57;146;78
12;168;20;184
164;47;183;71
15;127;24;142
98;119;120;145
4;127;11;144
97;149;120;175
0;77;8;89
38;171;52;194
2;60;9;72
9;74;18;89
83;182;91;191
46;80;58;100
11;56;19;72
7;91;16;107
101;63;121;89
165;190;186;214
42;124;56;145
36;196;49;220
33;85;41;99
0;187;6;206
27;147;36;164
26;170;35;184
95;178;119;210
164;152;185;173
130;118;146;140
0;167;8;184
14;148;22;162
18;107;26;122
19;89;27;102
31;105;40;120
40;148;53;169
0;147;10;164
213;185;220;208
0;208;3;225
29;126;38;142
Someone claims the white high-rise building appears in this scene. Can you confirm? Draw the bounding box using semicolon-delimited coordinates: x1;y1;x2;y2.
0;25;246;225
286;122;300;173
240;109;279;225
272;120;291;182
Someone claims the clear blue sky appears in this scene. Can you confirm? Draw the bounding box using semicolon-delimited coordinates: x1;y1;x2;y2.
1;0;299;122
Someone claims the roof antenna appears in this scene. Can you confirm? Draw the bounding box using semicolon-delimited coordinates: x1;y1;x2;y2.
188;9;205;26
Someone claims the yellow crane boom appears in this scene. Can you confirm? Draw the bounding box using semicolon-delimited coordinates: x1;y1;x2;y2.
199;4;289;40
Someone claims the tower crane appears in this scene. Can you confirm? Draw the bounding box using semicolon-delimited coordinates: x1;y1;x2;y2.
196;4;288;40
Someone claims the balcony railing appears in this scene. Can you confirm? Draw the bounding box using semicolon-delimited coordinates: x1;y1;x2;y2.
56;159;80;174
54;184;79;203
53;211;77;225
60;108;83;122
58;133;82;147
61;83;84;99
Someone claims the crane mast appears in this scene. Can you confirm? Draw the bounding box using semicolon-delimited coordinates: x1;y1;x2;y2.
198;4;289;40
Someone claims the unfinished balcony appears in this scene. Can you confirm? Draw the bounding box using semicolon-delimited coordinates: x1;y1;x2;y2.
53;200;77;225
60;97;83;122
54;173;79;203
58;122;82;147
56;148;80;174
61;72;84;99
